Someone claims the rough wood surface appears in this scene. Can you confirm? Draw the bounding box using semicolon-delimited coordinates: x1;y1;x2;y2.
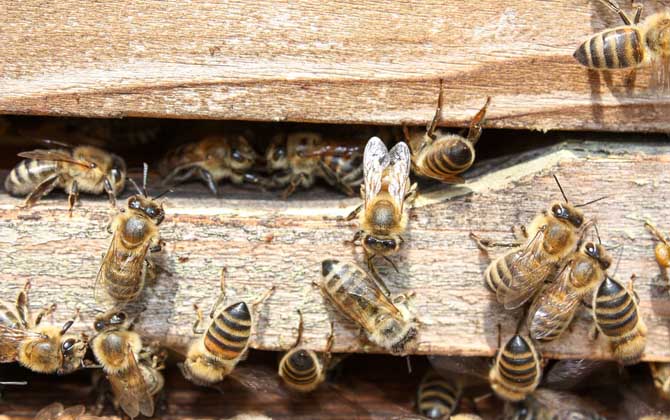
2;0;670;131
1;139;669;362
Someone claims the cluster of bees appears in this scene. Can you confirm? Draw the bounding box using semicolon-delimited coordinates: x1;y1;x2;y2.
2;0;670;418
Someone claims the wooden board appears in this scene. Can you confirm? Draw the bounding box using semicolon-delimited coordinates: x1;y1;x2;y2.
1;0;670;131
1;139;669;362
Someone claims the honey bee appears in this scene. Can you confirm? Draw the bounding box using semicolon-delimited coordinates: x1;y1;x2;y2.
403;80;490;184
415;370;462;419
592;275;647;365
527;241;611;342
0;281;86;375
4;142;126;213
95;164;167;304
489;330;542;402
645;221;670;287
158;134;263;196
505;389;607;420
265;131;365;198
650;362;670;400
573;0;670;92
346;137;416;294
318;259;418;355
180;268;274;387
474;176;593;310
90;309;157;419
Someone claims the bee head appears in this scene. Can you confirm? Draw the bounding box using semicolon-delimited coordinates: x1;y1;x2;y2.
550;202;584;228
363;235;399;255
94;311;127;332
265;135;289;171
228;135;257;171
646;14;670;56
107;155;127;195
127;195;165;225
583;242;612;270
58;335;87;375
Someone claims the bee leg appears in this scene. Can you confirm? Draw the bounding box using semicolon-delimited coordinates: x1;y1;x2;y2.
404;182;418;207
294;309;305;348
426;78;445;140
344;230;362;246
598;0;634;25
251;285;276;315
469;232;520;251
67;180;79;217
59;308;80;335
589;325;600;341
197;168;219;196
103;178;117;209
345;204;363;221
16;281;31;328
318;160;354;196
192;303;206;335
34;303;57;326
20;174;59;209
466;96;492;146
628;274;642;303
322;321;335;368
281;174;307;199
624;68;637;94
632;2;642;24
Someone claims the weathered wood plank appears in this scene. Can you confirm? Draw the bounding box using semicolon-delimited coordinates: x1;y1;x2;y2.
0;140;669;362
1;1;669;131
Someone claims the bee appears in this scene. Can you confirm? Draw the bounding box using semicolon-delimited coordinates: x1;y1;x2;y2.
415;370;462;419
474;175;593;310
95;164;167;304
33;402;113;420
403;79;490;184
346;137;416;295
592;275;647;365
180;268;274;387
90;309;157;419
645;221;670;287
505;388;607;420
573;0;670;92
0;281;86;375
278;310;334;393
158;134;263;196
265;131;365;198
489;329;542;402
527;241;611;342
4;142;126;213
650;362;670;400
318;259;418;355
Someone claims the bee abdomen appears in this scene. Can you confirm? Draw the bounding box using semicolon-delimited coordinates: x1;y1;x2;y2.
104;252;145;301
484;250;517;294
574;28;644;69
4;159;59;196
280;349;319;386
417;372;460;419
497;335;540;387
420;140;474;180
594;278;638;337
205;302;251;360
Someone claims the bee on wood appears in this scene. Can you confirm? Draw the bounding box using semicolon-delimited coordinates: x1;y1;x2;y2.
650;362;670;401
158;134;263;196
90;309;158;419
277;310;334;393
180;268;274;387
573;0;670;92
0;281;86;375
318;259;418;356
4;141;126;213
489;327;542;402
505;388;607;420
645;221;670;288
33;402;113;420
472;175;595;310
591;275;647;365
265;131;365;198
403;80;490;184
346;137;416;295
527;241;611;342
95;164;167;304
415;370;462;419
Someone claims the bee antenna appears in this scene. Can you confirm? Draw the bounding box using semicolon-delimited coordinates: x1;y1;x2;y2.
612;244;625;277
406;355;413;374
575;196;608;208
142;162;149;197
128;178;144;196
153;188;172;200
553;174;570;203
594;223;602;245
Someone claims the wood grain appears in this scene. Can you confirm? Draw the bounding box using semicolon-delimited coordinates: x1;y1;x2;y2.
1;139;669;362
1;0;670;131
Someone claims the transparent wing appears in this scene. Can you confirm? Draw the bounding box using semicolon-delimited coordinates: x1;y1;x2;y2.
0;324;44;362
94;229;149;304
527;266;582;341
58;405;86;419
108;345;154;419
650;56;670;94
33;402;64;420
17;149;94;169
386;142;411;214
363;137;389;211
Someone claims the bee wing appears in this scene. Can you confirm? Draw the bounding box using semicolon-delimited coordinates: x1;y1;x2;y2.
527;267;582;341
108;345;154;418
94;229;149;304
17;149;95;169
650;55;670;94
0;324;44;362
386;141;411;214
59;405;86;419
33;402;65;420
363;137;389;210
332;276;402;332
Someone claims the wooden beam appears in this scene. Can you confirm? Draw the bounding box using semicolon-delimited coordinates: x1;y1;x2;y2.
0;1;668;131
1;139;669;361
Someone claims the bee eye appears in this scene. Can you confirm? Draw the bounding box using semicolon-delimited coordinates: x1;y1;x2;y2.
384;239;396;249
273;147;286;161
231;149;244;162
111;313;126;324
110;168;121;179
94;320;105;331
61;338;76;353
129;198;140;209
146;207;156;217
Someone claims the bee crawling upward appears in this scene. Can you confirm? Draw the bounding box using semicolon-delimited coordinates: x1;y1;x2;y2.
415;369;462;419
0;281;86;375
4;141;126;214
489;326;542;402
347;137;416;295
95;164;167;304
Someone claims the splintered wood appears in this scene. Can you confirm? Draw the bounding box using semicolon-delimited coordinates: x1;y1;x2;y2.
0;140;669;361
0;0;669;131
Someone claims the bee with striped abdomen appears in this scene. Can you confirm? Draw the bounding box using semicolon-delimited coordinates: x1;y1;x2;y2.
4;142;126;214
158;134;263;196
592;275;647;365
416;370;462;419
527;241;611;342
404;80;490;184
180;268;274;387
278;310;334;393
319;259;418;355
95;164;167;305
574;0;670;92
265;131;365;198
0;281;86;375
645;221;670;289
489;327;542;402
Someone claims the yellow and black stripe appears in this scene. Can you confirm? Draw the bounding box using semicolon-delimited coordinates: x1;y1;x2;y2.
416;371;461;419
4;159;59;196
593;277;638;338
484;248;519;294
204;302;251;360
279;349;320;389
495;335;540;389
574;27;645;69
419;138;474;181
